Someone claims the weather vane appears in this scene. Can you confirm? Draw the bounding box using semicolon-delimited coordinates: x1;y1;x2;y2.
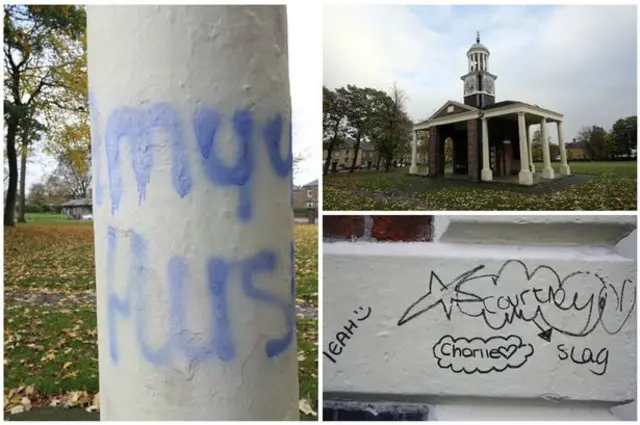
476;30;481;43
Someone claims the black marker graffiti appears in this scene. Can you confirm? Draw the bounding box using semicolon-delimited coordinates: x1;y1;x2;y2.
557;344;609;376
398;260;636;342
433;334;534;374
324;306;372;364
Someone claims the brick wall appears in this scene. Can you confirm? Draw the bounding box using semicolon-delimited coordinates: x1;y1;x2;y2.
428;127;439;177
467;118;479;182
323;215;433;242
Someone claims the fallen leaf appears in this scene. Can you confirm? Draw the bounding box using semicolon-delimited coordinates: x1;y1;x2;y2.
10;405;24;415
20;396;32;412
299;399;317;417
25;384;35;396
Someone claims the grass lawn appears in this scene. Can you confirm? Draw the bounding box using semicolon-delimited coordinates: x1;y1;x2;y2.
4;222;318;420
323;161;637;211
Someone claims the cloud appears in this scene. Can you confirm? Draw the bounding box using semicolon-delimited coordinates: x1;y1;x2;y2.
433;334;534;374
323;5;637;143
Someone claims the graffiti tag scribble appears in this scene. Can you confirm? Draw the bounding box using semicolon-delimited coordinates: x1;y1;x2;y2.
433;335;534;374
323;306;372;364
397;260;636;342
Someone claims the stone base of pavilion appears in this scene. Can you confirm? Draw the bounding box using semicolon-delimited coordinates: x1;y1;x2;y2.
407;168;571;187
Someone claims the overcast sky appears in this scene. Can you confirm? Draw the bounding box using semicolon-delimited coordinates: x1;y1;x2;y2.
23;4;320;194
324;4;637;145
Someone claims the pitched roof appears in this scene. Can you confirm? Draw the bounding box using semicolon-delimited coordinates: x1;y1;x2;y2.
480;100;521;110
303;179;318;187
60;198;92;207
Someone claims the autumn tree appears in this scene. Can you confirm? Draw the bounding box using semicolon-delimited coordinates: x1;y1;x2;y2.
16;108;45;222
610;116;637;158
340;86;383;173
26;181;47;205
322;86;348;174
370;84;412;172
4;5;86;226
576;125;608;160
50;151;91;199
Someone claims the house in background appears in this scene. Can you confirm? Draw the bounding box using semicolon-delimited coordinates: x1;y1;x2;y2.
303;179;318;206
323;138;379;170
292;179;318;211
60;198;92;219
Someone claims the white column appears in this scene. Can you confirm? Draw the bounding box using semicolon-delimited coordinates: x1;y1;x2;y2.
526;125;533;171
540;117;555;179
557;121;571;176
481;118;492;181
517;112;533;185
410;130;418;174
88;6;298;420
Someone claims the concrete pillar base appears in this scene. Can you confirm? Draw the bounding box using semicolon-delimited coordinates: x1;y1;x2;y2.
542;167;555;179
481;169;493;182
409;165;418;174
559;164;571;176
518;170;534;186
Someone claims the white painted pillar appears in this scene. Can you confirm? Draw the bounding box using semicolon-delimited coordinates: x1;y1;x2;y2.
410;130;418;174
517;112;533;185
557;121;571;176
527;127;533;171
87;6;298;420
481;118;492;181
540;117;555;179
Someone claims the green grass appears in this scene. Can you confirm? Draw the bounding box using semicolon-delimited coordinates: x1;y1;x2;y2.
24;213;70;222
534;161;637;178
4;222;318;420
324;161;637;211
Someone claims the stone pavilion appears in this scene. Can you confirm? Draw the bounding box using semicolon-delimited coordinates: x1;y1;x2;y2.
409;32;571;186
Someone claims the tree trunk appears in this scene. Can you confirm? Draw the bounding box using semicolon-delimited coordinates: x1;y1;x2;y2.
4;122;18;227
375;154;381;170
18;143;28;223
324;121;342;174
349;135;361;173
385;156;392;172
323;142;335;175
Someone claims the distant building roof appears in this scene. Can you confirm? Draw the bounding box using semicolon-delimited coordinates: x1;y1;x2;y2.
60;198;92;207
303;179;318;187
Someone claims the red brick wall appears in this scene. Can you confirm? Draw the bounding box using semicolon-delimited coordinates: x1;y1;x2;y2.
323;215;433;242
467;119;479;182
428;127;439;177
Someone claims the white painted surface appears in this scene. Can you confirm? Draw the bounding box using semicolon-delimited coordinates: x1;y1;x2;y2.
88;6;298;420
433;215;636;246
323;217;637;420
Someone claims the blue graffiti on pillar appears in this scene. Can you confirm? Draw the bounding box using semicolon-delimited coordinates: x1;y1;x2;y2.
263;114;293;177
89;91;103;207
130;231;173;364
107;226;293;365
168;255;236;363
106;227;130;364
240;249;295;358
105;103;193;214
107;228;173;365
264;114;294;208
194;107;254;222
